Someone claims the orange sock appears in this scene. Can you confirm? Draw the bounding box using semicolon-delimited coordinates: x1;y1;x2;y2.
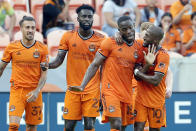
110;129;120;131
9;123;19;131
84;129;95;131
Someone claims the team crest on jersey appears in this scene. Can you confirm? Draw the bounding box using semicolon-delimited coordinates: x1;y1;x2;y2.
134;51;138;59
63;107;68;114
72;43;77;47
9;105;15;112
108;105;115;113
33;49;40;58
16;51;21;55
89;43;96;52
159;62;165;69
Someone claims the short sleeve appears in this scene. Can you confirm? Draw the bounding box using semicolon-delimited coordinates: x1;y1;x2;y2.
102;1;114;13
58;32;70;51
154;52;170;75
41;45;49;63
1;44;12;63
182;29;192;44
98;38;112;57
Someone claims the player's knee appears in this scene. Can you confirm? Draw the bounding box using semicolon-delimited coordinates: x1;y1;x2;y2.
110;119;121;130
9;123;19;131
134;122;145;131
84;119;95;130
64;120;77;131
26;124;37;131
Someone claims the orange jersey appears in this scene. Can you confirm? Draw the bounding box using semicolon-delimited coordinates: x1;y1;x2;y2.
161;28;181;50
170;0;196;29
182;27;196;54
136;48;170;108
59;30;105;94
98;38;143;103
2;40;49;88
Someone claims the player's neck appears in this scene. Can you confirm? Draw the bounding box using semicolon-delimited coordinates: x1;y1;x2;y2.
78;28;94;40
21;39;35;47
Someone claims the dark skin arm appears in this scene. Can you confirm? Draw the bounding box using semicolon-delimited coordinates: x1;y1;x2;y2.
49;50;67;69
69;52;106;91
135;71;164;86
0;61;8;77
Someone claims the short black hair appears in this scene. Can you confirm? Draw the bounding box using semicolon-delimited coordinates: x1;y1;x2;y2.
76;4;95;14
19;16;36;27
191;12;196;20
117;16;132;26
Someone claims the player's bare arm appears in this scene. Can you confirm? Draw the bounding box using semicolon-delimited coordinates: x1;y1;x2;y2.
0;61;8;77
135;70;164;86
69;52;106;92
49;50;67;69
26;69;47;103
165;68;173;98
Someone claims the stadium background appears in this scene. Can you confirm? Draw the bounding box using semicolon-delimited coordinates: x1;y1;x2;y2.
0;0;196;130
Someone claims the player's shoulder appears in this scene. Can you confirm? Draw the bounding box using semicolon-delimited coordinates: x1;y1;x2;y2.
35;40;48;49
93;31;105;39
159;48;169;57
9;40;21;46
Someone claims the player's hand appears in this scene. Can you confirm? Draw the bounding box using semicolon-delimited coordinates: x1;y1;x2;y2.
69;86;84;92
183;4;192;12
143;44;158;65
26;90;39;103
115;32;123;45
40;62;49;71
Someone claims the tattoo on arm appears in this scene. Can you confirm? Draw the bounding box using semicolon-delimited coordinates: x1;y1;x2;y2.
136;71;164;86
36;70;47;92
49;50;67;69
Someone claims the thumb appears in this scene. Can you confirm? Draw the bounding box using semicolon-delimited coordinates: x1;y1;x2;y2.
143;51;146;56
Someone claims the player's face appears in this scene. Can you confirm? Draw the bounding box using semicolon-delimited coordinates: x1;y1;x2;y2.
21;21;36;41
78;9;93;30
161;16;172;27
118;19;135;43
143;28;156;46
191;15;196;26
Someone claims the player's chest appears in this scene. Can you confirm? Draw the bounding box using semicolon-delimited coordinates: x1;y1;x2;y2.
68;39;100;54
12;48;42;62
111;46;139;67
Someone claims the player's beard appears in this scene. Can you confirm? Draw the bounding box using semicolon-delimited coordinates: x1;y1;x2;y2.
79;22;93;30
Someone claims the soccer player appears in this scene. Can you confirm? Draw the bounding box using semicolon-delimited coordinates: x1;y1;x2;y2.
69;16;158;131
134;25;169;131
42;4;105;131
0;16;48;131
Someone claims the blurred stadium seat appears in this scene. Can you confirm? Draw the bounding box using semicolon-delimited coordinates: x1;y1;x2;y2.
47;29;67;56
12;0;27;11
32;4;43;31
14;31;44;43
0;33;10;51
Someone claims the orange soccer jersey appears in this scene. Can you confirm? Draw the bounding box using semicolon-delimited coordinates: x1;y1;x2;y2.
182;27;196;54
161;28;181;51
1;40;48;88
136;48;170;108
59;30;105;94
170;0;196;29
98;38;143;103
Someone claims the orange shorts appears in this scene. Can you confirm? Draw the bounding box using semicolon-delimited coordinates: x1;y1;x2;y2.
63;90;100;120
101;93;135;126
135;101;166;128
9;87;43;125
